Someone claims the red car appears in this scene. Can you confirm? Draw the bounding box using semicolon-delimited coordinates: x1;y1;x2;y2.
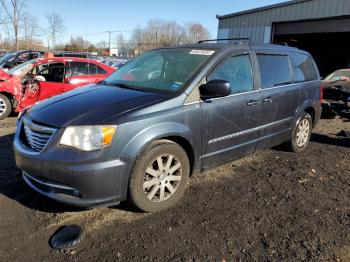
0;56;115;119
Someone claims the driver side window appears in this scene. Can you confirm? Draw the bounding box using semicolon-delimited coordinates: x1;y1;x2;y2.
208;55;254;94
35;62;65;83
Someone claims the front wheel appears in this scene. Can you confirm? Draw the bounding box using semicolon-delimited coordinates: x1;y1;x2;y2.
0;94;12;120
284;112;312;153
128;140;190;213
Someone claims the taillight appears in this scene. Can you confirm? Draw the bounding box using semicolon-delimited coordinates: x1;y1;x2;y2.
320;85;323;101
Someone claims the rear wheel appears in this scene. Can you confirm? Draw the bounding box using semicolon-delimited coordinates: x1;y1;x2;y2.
0;94;12;120
128;140;190;213
284;112;312;153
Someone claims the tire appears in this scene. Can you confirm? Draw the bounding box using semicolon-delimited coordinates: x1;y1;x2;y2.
284;112;312;153
128;140;190;213
0;94;12;120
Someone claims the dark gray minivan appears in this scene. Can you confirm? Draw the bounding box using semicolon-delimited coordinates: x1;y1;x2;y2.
14;42;322;212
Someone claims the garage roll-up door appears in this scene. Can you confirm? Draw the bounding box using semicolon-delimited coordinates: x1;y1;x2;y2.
274;17;350;35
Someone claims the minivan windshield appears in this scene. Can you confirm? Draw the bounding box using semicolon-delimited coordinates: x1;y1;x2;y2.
103;48;215;94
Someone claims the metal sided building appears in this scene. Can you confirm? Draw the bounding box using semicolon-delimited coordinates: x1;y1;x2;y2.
217;0;350;76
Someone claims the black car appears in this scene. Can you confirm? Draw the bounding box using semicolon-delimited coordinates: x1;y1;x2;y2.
53;51;97;59
0;50;45;69
14;41;322;212
321;69;350;119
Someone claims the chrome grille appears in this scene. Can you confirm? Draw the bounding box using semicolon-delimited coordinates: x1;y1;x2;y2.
22;117;56;152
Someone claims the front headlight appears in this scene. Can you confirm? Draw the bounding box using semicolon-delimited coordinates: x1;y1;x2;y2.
60;126;117;151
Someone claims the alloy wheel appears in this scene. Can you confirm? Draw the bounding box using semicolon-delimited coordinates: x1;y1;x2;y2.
0;97;7;116
143;154;182;202
296;118;310;147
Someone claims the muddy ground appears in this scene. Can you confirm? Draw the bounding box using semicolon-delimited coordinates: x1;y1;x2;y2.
0;116;349;261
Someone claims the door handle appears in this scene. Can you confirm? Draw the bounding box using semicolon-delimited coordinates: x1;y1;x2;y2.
247;100;259;106
264;97;273;103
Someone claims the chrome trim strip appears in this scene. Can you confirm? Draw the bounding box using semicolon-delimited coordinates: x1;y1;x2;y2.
208;117;293;144
23;172;75;191
202;128;290;159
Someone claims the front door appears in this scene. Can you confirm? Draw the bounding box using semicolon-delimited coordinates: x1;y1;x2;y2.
18;62;68;110
34;62;68;102
201;53;262;169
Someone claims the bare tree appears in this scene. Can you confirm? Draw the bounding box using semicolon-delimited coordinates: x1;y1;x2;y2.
130;19;210;53
184;23;210;44
22;14;40;49
46;12;65;50
131;19;186;52
0;0;26;50
116;34;131;57
0;12;8;50
64;36;90;51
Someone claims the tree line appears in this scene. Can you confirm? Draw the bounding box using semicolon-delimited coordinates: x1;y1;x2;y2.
0;0;210;55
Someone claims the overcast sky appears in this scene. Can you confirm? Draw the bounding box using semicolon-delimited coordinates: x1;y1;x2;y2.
26;0;288;45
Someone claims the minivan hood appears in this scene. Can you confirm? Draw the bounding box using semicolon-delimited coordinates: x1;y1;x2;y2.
27;84;170;127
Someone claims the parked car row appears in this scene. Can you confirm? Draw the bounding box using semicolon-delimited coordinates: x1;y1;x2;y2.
321;69;350;119
100;57;129;70
0;50;45;70
0;50;127;71
0;54;115;119
13;41;322;212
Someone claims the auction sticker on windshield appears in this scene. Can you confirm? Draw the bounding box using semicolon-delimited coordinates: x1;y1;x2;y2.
189;50;215;56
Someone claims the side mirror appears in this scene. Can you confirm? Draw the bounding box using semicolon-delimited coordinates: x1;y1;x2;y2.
34;75;46;82
199;79;231;99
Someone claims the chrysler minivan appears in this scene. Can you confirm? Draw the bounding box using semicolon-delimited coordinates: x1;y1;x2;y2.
14;42;322;212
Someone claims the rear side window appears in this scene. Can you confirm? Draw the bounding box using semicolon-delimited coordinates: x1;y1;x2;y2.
290;52;318;82
208;55;253;94
90;63;107;74
69;62;106;76
257;54;292;89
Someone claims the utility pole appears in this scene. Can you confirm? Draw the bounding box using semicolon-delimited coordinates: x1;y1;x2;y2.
107;30;112;56
106;30;124;56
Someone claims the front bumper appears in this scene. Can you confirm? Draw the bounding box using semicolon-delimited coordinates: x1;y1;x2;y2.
14;121;131;208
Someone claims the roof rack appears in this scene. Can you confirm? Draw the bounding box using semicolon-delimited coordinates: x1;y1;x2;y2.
198;38;250;44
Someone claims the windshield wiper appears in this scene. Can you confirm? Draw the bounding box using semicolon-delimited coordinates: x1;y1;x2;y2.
107;82;148;92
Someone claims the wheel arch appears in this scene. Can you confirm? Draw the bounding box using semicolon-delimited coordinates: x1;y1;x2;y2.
121;122;198;176
296;99;318;128
304;107;315;125
0;91;16;107
157;136;195;176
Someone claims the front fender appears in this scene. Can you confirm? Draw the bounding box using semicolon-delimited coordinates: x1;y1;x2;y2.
121;122;195;160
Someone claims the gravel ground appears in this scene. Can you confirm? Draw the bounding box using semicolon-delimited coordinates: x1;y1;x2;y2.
0;116;349;261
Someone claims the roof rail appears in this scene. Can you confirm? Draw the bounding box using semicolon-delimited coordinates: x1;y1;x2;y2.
198;38;250;44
